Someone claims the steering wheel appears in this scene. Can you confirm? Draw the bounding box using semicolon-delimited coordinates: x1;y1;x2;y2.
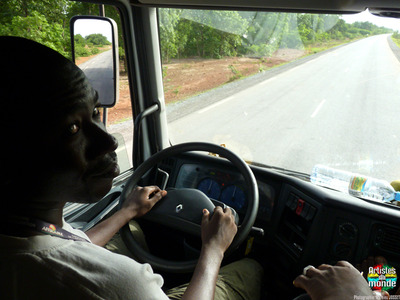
119;142;258;273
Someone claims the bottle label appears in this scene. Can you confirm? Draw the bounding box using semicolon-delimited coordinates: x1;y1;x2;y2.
350;176;367;192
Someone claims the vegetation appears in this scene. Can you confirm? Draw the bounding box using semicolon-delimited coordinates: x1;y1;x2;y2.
0;0;122;60
159;10;393;62
0;1;393;64
228;64;243;82
392;31;400;48
74;33;111;57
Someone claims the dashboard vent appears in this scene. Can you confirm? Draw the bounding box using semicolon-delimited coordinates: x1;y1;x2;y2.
374;225;400;254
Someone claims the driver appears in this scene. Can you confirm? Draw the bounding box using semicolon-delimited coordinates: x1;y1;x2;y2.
0;36;263;299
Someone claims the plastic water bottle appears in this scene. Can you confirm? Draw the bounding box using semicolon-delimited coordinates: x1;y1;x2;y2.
348;175;400;202
310;164;352;193
310;164;400;202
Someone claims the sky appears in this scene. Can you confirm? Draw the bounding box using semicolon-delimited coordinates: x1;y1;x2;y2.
341;10;400;31
73;19;113;42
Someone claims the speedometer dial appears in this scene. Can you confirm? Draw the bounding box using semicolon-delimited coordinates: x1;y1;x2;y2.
197;178;221;199
220;185;246;210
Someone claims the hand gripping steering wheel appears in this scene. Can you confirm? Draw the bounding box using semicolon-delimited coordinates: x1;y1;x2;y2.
119;142;258;273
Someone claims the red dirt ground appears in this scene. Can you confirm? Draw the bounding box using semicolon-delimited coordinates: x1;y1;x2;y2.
106;48;305;125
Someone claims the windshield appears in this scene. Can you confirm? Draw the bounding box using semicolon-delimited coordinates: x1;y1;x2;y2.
159;9;400;183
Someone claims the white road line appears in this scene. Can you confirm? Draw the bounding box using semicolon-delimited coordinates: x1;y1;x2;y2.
198;96;234;114
311;99;326;118
254;76;276;87
198;49;335;115
198;77;276;114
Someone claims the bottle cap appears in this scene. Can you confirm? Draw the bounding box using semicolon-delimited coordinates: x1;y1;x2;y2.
395;192;400;201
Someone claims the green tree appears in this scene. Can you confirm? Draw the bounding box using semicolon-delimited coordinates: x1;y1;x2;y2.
0;1;125;60
159;8;181;62
0;10;70;57
74;34;86;45
85;33;110;46
158;9;249;60
0;0;71;57
0;0;69;24
179;10;247;58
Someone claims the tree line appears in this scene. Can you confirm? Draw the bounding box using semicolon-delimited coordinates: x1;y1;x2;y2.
74;33;111;57
0;1;394;63
159;9;393;61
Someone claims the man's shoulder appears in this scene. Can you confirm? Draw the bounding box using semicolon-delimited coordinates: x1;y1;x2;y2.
1;236;169;299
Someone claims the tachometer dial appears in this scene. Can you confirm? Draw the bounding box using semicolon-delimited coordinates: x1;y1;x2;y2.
220;185;246;210
197;178;221;199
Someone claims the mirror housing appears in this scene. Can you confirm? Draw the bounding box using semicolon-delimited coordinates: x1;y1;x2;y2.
70;16;119;107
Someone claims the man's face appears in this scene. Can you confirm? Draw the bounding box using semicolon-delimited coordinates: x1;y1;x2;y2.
29;69;120;205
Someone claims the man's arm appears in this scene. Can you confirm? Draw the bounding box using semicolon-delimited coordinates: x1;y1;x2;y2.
88;189;238;300
182;207;237;300
86;186;166;246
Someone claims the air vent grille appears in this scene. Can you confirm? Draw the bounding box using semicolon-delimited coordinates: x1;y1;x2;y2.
374;225;400;254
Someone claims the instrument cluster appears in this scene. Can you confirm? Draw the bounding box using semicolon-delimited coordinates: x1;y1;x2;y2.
174;164;247;212
197;177;246;211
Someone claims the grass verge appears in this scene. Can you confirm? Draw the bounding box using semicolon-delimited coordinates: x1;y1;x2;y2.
392;37;400;48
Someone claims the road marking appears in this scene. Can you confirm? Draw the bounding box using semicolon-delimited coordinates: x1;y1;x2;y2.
254;76;276;87
311;99;326;118
198;96;235;114
198;47;339;115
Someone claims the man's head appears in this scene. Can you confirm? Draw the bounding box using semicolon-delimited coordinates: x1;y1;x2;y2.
0;37;119;210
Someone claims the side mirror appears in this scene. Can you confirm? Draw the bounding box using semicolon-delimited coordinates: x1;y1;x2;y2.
70;16;119;107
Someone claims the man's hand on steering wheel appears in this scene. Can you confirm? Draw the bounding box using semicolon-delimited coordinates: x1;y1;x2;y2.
122;186;167;219
201;207;238;256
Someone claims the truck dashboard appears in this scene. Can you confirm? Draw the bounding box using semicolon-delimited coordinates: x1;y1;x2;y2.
65;151;400;298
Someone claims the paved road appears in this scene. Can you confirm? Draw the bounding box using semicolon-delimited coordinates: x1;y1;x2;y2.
108;122;134;172
168;35;400;182
79;49;114;106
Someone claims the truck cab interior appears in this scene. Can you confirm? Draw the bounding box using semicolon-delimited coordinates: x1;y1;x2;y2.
2;0;400;298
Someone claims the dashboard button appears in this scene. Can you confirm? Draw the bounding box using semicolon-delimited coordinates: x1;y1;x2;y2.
288;194;298;210
296;199;305;215
306;205;316;221
300;203;310;218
